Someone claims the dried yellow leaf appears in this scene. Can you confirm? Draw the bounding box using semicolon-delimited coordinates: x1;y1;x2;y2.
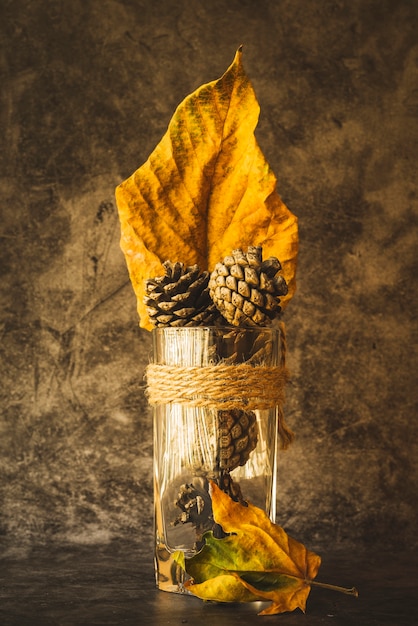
116;48;298;329
180;482;321;615
175;483;358;615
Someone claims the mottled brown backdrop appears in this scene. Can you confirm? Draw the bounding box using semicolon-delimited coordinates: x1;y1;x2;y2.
1;0;417;557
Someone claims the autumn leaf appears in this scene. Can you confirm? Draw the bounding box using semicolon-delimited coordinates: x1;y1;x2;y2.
175;481;321;615
116;48;298;330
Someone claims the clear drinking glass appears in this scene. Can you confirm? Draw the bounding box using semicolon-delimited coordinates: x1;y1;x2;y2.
151;326;281;592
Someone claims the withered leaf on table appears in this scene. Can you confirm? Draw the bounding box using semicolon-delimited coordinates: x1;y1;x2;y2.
116;48;298;329
175;482;321;615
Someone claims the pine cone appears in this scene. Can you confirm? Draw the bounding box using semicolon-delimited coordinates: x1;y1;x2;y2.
144;261;223;327
217;408;258;471
208;246;288;326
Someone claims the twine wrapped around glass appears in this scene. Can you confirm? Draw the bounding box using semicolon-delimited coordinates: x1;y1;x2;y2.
146;325;292;593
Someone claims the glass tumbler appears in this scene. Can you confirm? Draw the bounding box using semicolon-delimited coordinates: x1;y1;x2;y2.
149;326;284;593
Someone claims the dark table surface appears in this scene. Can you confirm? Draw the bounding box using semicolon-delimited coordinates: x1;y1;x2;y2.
0;539;417;625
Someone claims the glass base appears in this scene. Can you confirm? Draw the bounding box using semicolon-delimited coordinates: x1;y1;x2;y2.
154;541;189;593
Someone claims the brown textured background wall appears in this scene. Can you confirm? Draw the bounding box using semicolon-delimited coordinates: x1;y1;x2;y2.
1;0;417;557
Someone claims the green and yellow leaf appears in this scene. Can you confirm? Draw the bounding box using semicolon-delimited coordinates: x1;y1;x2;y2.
116;48;298;329
177;482;321;615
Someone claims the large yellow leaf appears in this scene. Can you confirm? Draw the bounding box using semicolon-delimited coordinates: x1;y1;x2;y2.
177;482;321;615
116;48;298;330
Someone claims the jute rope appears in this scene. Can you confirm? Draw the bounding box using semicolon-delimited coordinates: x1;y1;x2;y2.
145;323;294;449
145;362;289;411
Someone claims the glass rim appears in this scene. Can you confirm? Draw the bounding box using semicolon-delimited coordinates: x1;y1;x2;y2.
152;325;280;335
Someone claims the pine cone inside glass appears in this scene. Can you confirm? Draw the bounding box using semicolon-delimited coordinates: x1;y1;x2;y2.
144;261;222;327
208;246;288;326
217;408;259;471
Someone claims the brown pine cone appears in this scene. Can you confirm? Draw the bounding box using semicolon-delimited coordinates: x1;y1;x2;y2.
208;246;288;326
144;261;223;327
217;408;258;471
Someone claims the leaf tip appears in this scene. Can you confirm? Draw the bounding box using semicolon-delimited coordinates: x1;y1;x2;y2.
173;550;185;569
232;45;244;67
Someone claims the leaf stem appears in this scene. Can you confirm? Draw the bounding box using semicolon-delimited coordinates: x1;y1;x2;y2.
309;580;359;597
